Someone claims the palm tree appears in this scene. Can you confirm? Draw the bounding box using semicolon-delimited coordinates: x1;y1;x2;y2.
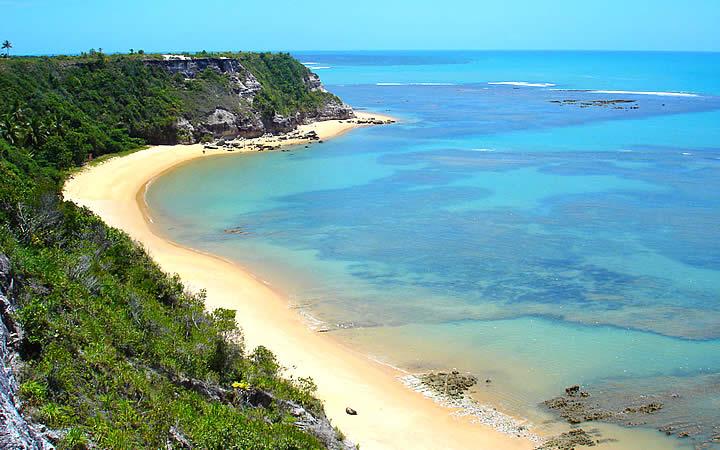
2;40;12;57
46;114;66;137
0;102;28;146
0;112;24;146
24;116;48;148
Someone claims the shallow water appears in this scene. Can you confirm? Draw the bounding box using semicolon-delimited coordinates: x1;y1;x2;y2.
147;51;720;448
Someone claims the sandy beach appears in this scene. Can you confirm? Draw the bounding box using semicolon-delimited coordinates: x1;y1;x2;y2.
63;112;535;450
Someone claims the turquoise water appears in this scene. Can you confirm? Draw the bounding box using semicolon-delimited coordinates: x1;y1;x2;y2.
147;52;720;447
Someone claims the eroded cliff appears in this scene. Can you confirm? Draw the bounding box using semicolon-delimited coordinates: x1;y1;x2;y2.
145;56;354;143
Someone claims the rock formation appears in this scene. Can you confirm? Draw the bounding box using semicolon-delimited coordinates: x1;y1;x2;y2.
419;370;478;399
1;254;56;449
145;57;355;143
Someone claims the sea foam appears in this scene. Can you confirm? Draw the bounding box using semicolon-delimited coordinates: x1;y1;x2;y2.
376;82;455;86
488;81;556;88
588;90;699;98
552;88;700;98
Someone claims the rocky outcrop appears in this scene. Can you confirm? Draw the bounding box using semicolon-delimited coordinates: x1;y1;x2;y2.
0;255;56;449
537;428;598;449
145;58;263;97
543;384;666;426
304;72;326;93
203;108;241;137
419;370;478;399
145;57;354;143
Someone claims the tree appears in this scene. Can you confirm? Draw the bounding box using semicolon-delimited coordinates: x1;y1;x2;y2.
0;111;24;146
46;114;66;137
24;116;49;148
2;40;11;57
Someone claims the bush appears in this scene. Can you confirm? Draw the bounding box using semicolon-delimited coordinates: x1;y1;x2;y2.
19;380;48;406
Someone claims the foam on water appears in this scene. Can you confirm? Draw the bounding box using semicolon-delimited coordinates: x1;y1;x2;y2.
376;82;456;86
489;81;557;87
588;89;699;97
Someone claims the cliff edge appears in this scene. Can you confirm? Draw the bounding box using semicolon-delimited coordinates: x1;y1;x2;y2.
145;55;355;143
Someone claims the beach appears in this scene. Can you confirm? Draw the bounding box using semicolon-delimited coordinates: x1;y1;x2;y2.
63;112;536;450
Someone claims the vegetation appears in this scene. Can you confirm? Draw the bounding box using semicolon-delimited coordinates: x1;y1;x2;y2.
232;52;340;119
1;40;11;58
0;50;341;168
0;51;343;448
0;55;179;168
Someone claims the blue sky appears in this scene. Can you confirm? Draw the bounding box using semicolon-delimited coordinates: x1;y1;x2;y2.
2;0;719;54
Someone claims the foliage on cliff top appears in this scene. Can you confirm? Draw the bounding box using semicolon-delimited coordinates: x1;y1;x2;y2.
234;52;342;118
0;56;180;168
0;51;342;168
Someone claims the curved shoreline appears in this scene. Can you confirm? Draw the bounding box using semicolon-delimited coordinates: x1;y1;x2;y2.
63;113;535;450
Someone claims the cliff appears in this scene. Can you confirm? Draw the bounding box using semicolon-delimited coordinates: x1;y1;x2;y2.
0;52;354;167
0;255;55;449
145;55;354;142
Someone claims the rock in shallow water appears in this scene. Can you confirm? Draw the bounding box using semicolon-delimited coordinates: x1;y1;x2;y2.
419;370;478;399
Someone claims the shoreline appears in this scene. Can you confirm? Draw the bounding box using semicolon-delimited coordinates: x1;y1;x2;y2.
63;113;536;449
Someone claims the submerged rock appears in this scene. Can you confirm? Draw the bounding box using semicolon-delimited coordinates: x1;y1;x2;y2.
538;428;597;449
544;386;614;425
624;402;663;414
419;370;478;399
541;382;720;446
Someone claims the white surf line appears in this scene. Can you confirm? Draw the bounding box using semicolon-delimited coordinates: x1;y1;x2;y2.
488;81;557;88
399;375;545;445
376;82;456;86
588;90;699;98
550;88;700;98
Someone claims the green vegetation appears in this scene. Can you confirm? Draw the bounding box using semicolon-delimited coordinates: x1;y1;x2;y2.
1;40;12;58
233;52;340;119
0;56;178;168
0;50;341;168
0;51;345;448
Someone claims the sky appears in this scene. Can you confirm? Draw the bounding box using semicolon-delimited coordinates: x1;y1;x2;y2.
2;0;719;55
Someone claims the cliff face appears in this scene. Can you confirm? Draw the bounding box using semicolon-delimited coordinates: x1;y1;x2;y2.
145;57;354;143
0;255;56;449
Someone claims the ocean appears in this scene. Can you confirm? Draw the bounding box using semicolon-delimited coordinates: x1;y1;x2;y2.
146;51;720;448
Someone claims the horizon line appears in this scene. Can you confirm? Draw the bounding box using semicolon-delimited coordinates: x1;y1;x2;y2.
7;48;720;57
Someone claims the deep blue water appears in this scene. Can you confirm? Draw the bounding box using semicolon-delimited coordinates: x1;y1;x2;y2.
147;51;720;447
